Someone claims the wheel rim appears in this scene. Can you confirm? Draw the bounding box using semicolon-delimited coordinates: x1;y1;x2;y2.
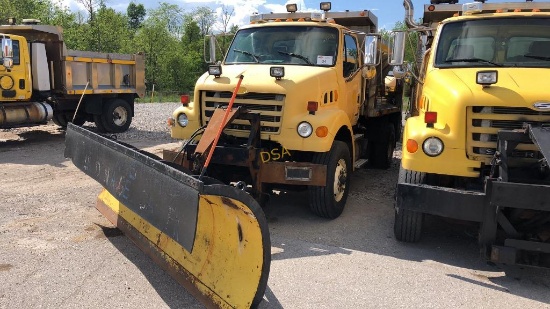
333;158;347;202
112;106;128;126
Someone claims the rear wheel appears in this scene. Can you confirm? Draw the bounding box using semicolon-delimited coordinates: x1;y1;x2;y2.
394;166;425;242
101;99;132;133
94;114;107;133
370;123;396;169
308;141;351;219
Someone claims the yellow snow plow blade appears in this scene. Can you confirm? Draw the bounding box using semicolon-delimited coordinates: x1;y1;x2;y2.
64;124;270;308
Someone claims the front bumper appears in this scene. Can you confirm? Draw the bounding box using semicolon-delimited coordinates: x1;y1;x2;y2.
396;179;550;267
396;182;485;222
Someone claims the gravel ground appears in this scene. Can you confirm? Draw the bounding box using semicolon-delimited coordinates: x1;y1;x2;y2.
1;103;550;309
0;102;182;143
110;102;181;141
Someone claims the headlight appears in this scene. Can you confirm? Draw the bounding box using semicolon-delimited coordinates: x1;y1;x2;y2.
297;122;313;138
422;137;444;157
177;113;189;127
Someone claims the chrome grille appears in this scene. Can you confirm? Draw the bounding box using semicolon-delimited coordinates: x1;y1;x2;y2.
467;106;550;163
201;91;284;134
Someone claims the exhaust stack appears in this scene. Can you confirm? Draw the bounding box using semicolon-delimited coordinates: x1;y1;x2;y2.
403;0;420;29
403;0;431;32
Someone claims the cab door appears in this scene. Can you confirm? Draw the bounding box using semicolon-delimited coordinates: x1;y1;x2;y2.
340;32;361;124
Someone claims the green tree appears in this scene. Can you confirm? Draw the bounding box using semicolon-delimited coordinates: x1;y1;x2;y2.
193;6;215;36
95;6;132;52
134;4;182;91
181;16;206;91
0;0;53;23
127;2;146;30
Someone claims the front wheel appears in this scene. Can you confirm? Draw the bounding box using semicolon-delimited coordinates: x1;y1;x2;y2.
52;113;86;128
308;141;351;219
101;99;132;133
394;166;425;242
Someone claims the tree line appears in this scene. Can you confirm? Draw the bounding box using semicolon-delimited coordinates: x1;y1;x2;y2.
0;0;237;94
1;0;416;94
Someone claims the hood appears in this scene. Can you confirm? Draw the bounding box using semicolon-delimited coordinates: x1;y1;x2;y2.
196;64;338;96
425;67;550;109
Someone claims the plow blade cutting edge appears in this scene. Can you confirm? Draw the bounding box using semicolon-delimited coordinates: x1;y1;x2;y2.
64;123;270;308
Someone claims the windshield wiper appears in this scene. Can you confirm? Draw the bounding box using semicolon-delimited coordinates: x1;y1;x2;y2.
445;58;502;67
278;51;313;65
524;55;550;61
233;49;260;63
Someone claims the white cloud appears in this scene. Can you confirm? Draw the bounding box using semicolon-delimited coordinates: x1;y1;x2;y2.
54;0;85;11
53;0;318;29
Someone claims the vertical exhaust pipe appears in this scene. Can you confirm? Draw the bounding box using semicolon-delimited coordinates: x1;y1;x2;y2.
403;0;430;32
403;0;420;29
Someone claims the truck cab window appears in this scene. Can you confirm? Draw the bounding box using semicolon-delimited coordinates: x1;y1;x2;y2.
343;34;358;77
435;18;550;68
225;26;338;66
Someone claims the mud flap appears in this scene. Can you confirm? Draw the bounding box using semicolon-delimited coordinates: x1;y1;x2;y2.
64;124;270;308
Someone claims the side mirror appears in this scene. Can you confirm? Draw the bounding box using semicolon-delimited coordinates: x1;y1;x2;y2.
2;37;14;69
389;31;406;66
364;35;379;66
204;35;217;64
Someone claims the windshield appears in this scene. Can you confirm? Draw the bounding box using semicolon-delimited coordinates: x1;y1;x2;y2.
435;18;550;68
225;26;338;66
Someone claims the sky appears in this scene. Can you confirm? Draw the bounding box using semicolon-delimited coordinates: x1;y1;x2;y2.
55;0;428;30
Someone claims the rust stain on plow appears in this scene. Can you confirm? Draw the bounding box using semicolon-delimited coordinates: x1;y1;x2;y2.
221;197;240;210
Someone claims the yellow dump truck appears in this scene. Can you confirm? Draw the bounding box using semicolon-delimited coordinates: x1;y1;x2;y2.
166;3;406;219
0;19;145;133
396;1;550;268
65;2;407;307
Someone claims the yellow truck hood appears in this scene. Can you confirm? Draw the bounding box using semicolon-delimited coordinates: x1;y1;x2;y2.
196;64;337;94
429;67;550;108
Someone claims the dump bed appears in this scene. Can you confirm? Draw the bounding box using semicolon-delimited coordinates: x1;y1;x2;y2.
64;50;145;97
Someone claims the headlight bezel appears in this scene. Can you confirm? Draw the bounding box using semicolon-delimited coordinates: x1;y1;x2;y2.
297;121;313;138
422;137;444;157
177;113;189;127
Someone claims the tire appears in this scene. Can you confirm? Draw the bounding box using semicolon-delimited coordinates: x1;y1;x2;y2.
52;113;85;128
394;166;425;242
370;123;396;169
101;99;132;133
94;114;107;133
52;114;68;128
308;141;351;219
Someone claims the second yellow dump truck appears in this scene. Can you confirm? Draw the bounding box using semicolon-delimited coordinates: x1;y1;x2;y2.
396;0;550;268
166;3;406;219
0;19;145;133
